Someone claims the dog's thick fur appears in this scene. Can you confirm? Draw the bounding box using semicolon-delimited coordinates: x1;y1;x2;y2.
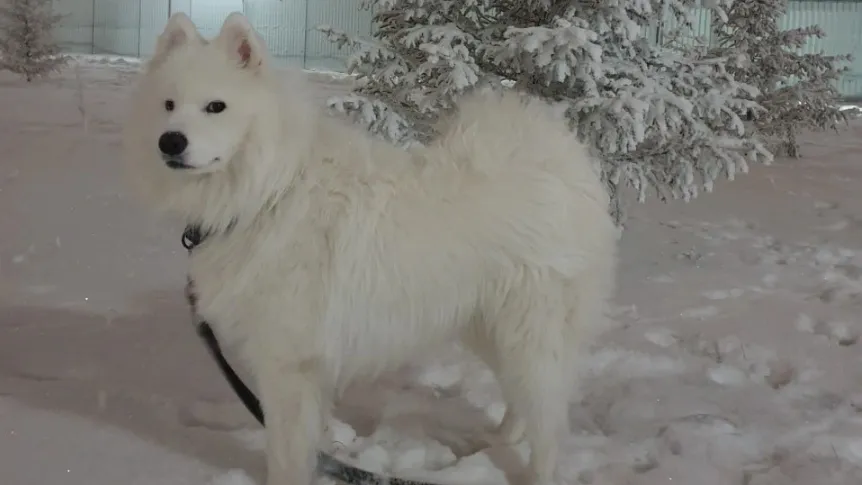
123;12;618;485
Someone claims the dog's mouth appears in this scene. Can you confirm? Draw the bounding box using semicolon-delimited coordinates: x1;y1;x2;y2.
163;156;224;172
164;158;195;170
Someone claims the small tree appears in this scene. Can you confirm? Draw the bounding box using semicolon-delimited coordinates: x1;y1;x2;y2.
0;0;68;82
320;0;772;224
710;0;851;158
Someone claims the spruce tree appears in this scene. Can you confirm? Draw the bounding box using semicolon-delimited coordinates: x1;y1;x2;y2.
709;0;851;158
320;0;773;223
0;0;68;82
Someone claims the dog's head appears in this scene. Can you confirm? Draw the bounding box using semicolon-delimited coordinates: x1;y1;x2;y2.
135;12;273;173
123;12;309;226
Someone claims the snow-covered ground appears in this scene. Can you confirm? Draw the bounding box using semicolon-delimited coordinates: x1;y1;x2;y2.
3;56;862;485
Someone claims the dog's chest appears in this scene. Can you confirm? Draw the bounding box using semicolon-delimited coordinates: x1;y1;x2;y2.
185;235;267;330
186;221;330;328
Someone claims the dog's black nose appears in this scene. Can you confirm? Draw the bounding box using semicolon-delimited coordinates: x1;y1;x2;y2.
158;131;188;157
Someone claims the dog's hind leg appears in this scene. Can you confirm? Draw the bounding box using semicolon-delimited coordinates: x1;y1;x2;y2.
461;325;527;446
485;286;574;485
495;405;527;444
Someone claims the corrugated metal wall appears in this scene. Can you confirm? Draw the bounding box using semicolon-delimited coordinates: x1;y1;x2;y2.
659;2;862;98
53;0;95;53
52;0;860;96
51;0;372;69
92;0;138;56
243;0;309;66
51;0;165;56
781;1;862;99
305;0;374;70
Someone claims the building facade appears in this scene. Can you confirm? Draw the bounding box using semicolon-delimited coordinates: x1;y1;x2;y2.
52;0;862;97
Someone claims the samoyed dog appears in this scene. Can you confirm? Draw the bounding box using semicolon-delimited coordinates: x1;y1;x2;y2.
123;11;618;485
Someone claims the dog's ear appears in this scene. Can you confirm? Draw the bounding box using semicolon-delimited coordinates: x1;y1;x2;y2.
216;12;267;71
150;13;202;66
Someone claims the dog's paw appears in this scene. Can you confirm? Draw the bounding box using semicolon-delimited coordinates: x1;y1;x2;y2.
209;468;258;485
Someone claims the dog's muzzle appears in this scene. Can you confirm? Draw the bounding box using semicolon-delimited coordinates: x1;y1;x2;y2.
159;131;194;169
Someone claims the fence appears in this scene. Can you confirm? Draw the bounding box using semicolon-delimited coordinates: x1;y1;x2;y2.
52;0;862;96
51;0;373;71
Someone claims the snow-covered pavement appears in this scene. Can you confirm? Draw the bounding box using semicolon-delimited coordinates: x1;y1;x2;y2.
2;56;862;485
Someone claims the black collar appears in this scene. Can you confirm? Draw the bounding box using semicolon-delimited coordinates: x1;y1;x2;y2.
181;224;210;252
181;219;238;253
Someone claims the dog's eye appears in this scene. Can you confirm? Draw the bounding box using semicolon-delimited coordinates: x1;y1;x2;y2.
165;99;175;111
205;101;227;114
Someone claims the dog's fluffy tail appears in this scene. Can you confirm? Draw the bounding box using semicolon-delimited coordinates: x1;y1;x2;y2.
423;88;616;282
433;88;619;345
434;88;608;207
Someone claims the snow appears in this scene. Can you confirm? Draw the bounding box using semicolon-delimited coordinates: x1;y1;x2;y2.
3;54;862;484
0;397;221;485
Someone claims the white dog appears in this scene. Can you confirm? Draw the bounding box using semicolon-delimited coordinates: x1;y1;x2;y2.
123;12;618;485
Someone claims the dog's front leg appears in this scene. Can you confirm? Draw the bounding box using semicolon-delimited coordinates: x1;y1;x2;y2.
257;355;325;485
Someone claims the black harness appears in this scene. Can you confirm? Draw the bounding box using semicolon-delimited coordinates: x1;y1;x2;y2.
182;225;266;424
181;225;432;485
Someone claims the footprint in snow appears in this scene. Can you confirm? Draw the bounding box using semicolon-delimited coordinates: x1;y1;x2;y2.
701;288;745;300
680;306;720;320
796;314;859;346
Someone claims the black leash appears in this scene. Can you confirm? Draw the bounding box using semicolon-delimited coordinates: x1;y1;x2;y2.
182;225;434;485
182;226;266;423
